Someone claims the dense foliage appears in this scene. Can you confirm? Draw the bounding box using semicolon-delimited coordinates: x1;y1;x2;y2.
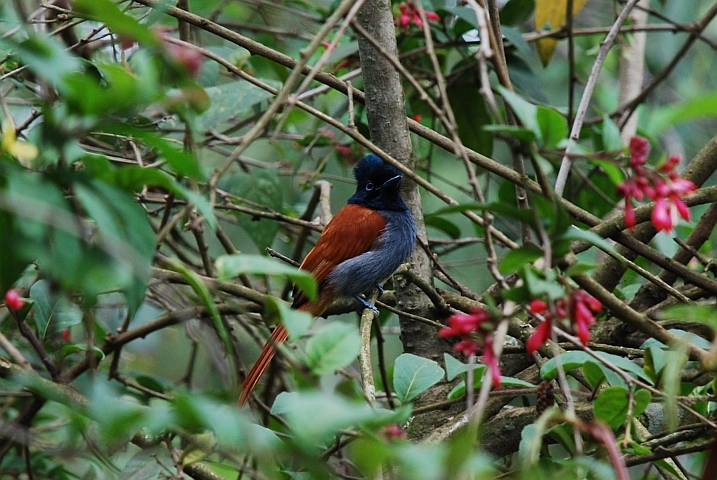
1;0;716;478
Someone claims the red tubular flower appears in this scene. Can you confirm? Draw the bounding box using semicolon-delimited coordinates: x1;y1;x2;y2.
651;197;674;232
629;136;649;169
482;338;501;388
659;154;681;173
526;317;552;355
439;307;489;338
424;11;440;21
624;201;636;229
617;136;696;232
453;338;480;356
571;291;602;345
440;307;501;382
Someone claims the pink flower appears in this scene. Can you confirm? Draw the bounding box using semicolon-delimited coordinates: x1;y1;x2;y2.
440;307;501;383
526;317;552;355
384;424;408;440
651;196;674;232
482;337;501;388
659;154;680;173
425;11;440;21
395;2;440;29
629;136;649;169
617;136;695;232
624;201;636;229
528;299;548;314
4;289;24;312
526;291;601;351
439;307;490;339
571;290;601;345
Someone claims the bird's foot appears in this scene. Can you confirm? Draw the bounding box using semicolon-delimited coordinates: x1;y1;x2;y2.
354;294;379;316
375;283;384;296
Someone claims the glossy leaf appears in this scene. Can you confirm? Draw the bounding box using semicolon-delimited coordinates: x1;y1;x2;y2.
593;386;651;428
30;280;83;341
448;81;493;156
264;296;312;341
74;0;159;47
393;353;445;403
305;322;361;376
541;351;654;385
271;391;408;443
499;244;544;274
216;254;317;302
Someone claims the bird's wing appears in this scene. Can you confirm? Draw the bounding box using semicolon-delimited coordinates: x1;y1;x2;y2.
292;204;386;310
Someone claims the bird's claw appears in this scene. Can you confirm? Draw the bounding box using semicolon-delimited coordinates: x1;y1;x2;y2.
375;283;384;296
354;294;379;316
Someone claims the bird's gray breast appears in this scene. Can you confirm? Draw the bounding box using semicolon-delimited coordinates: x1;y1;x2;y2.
326;209;416;297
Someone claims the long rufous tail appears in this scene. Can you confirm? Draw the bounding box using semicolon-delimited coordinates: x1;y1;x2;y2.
238;324;289;406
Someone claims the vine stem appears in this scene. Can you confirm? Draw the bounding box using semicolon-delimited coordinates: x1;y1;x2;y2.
555;0;640;197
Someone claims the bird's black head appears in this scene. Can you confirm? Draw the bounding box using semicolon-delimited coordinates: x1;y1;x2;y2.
347;154;408;212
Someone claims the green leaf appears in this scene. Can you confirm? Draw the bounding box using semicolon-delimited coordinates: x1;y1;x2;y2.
444;353;468;381
541;351;653;385
497;86;538;136
424;215;462;239
601;114;623;152
522;265;565;300
500;0;536;26
640;328;712;350
591;159;625;186
649;92;717;136
428;203;485;217
536;106;567;148
393;353;445;403
305;322;361;376
482;124;537;144
73;0;159;47
57;344;105;361
558;226;616;257
582;360;605;390
448;374;534;399
448;82;493;156
215;254;317;302
593;386;651;428
169;260;233;361
198;80;276;130
264;296;312;341
134;132;205;181
30;280;83;340
499;244;543;274
220;170;283;251
4;35;82;88
81;156;215;231
74;180;155;314
658;304;717;328
101;125;204;180
271;391;408;444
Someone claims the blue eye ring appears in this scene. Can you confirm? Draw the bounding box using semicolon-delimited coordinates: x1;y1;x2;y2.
365;180;375;191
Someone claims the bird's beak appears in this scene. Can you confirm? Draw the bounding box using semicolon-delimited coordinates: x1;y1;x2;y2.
380;174;402;189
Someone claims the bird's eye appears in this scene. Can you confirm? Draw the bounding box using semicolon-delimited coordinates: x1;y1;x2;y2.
365;180;374;191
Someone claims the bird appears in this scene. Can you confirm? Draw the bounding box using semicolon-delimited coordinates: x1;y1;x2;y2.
238;154;416;405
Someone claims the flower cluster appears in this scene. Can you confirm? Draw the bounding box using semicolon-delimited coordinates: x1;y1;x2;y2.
396;2;440;29
616;136;696;233
439;307;501;387
525;290;602;355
